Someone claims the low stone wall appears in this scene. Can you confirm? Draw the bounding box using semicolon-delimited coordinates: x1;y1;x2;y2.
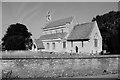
1;56;119;78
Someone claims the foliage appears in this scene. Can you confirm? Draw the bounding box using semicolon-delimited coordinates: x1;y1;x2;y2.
92;11;120;54
2;70;19;80
2;23;33;51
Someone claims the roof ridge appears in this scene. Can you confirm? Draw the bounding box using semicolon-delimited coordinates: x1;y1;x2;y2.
78;21;94;25
48;16;74;24
43;16;74;29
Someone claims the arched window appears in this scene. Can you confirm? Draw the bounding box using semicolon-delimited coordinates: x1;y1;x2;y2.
94;39;98;47
52;43;55;49
47;43;49;49
56;30;57;33
94;33;98;47
62;29;63;33
63;42;66;48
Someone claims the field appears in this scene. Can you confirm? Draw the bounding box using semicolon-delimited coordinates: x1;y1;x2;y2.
0;51;120;79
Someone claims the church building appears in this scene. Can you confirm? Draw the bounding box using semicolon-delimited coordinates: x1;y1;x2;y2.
37;12;102;54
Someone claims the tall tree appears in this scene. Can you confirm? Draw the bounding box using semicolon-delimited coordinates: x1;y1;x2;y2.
2;23;33;51
92;11;120;54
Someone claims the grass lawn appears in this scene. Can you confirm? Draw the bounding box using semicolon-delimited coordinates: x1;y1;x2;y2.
1;51;120;59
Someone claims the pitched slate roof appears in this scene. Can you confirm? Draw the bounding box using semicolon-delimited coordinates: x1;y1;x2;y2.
43;16;73;29
34;39;45;49
39;32;67;40
67;21;95;41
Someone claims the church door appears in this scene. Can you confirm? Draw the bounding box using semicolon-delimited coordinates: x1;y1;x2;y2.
75;46;78;53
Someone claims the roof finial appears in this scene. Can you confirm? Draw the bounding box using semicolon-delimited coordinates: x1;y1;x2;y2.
46;10;51;23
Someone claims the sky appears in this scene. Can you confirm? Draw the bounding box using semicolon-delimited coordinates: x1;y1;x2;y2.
2;2;118;40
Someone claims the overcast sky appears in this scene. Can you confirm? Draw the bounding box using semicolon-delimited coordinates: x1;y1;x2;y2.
2;2;118;39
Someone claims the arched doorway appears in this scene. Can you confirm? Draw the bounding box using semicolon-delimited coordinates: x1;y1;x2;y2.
75;46;78;53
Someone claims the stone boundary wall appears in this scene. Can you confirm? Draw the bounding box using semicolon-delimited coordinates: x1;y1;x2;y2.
1;53;120;78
